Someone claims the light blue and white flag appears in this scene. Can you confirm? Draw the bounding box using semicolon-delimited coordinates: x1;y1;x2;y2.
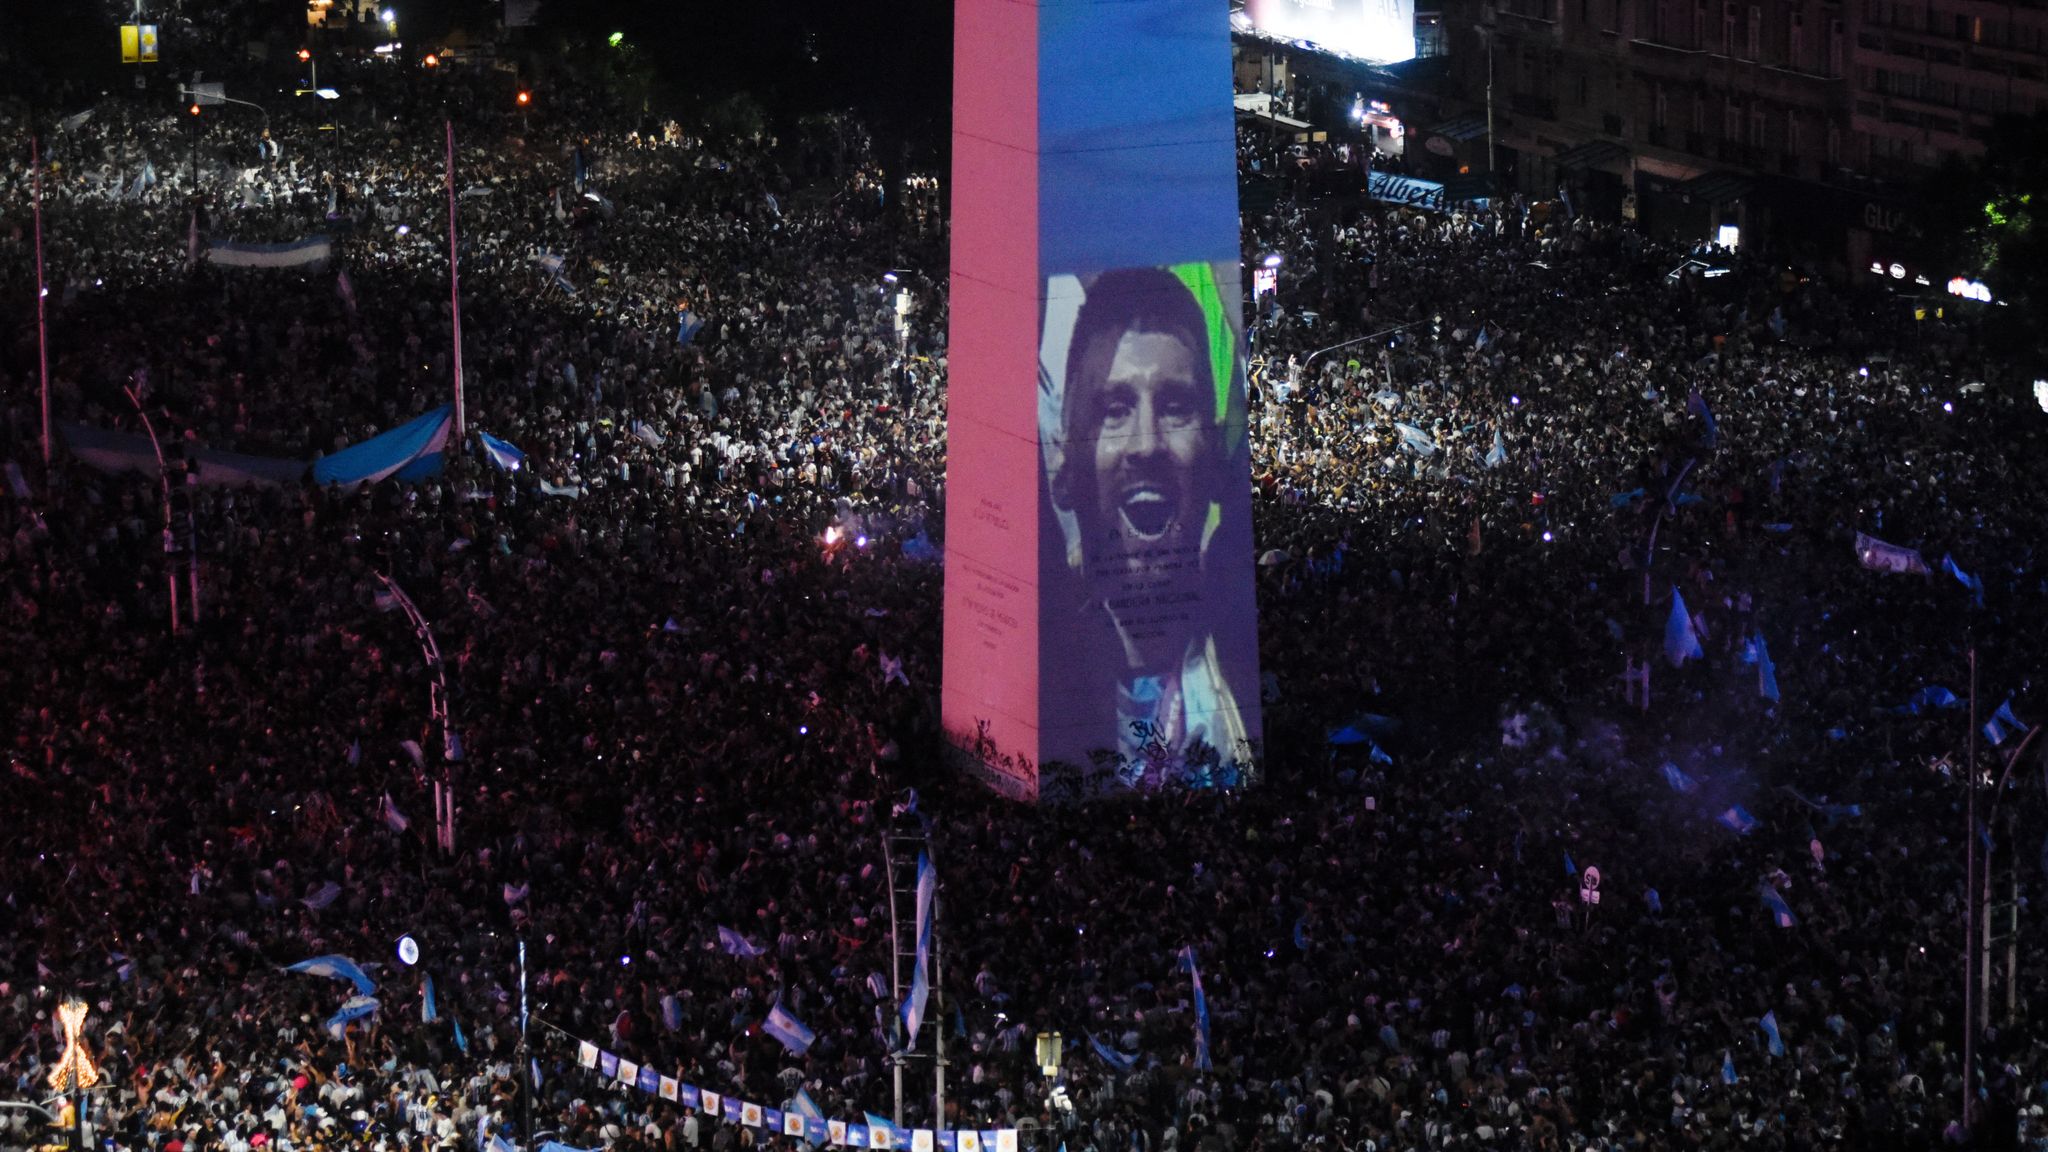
1687;390;1719;448
718;926;767;958
677;310;705;346
1090;1034;1138;1070
286;954;378;995
1759;883;1797;928
301;881;343;910
763;1000;815;1055
899;853;936;1047
1484;430;1507;469
380;792;410;833
1895;686;1960;715
479;430;525;473
1661;762;1700;794
452;1011;468;1054
660;993;684;1032
1984;698;2025;746
423;973;440;1023
1854;531;1929;575
790;1087;824;1144
204;235;333;270
325;994;380;1040
1759;1011;1785;1057
1721;1051;1738;1084
1756;634;1780;702
1718;806;1760;835
1664;589;1703;667
1176;946;1211;1071
1943;553;1985;606
1394;423;1439;457
313;407;452;488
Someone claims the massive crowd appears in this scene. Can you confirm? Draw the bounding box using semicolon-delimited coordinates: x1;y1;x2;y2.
2;36;2047;1152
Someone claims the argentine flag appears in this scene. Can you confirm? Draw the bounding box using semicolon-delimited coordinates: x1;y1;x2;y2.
479;430;525;473
1090;1034;1138;1070
1984;698;2025;746
899;853;936;1047
1759;1011;1786;1057
1943;553;1985;606
1177;946;1211;1071
1664;588;1704;667
719;926;767;958
325;994;380;1040
1661;762;1700;794
1718;806;1760;835
763;1000;815;1055
285;954;378;995
1755;633;1780;702
1758;883;1797;928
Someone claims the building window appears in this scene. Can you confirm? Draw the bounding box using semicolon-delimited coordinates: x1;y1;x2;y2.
1826;122;1841;164
1750;103;1766;144
1695;2;1708;46
1724;2;1737;50
1829;19;1844;74
1654;84;1670;126
1790;12;1804;65
1787;111;1802;154
1725;98;1740;138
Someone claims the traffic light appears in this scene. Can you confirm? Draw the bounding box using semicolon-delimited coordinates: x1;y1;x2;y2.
516;90;531;106
423;53;439;67
297;48;311;62
188;103;201;117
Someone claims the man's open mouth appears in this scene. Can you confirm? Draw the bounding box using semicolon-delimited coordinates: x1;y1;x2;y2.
1119;487;1174;539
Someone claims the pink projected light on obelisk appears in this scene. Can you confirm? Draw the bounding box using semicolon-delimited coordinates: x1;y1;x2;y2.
942;0;1261;801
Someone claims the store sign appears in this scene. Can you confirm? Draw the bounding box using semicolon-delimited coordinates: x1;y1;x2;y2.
1862;201;1912;235
1947;276;1993;303
1366;170;1449;211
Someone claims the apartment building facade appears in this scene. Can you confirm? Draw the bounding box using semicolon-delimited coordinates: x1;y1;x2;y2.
1421;0;2047;269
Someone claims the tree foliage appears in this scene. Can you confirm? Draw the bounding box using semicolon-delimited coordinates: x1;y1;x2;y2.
1920;112;2048;354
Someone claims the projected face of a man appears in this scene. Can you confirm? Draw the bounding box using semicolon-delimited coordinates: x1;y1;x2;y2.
1081;328;1213;588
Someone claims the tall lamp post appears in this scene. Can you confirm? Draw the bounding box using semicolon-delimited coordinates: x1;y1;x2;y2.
1964;648;1979;1130
375;572;459;854
123;383;184;633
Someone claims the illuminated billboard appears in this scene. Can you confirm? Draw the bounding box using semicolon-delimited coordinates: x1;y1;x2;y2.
1247;0;1417;64
945;0;1262;801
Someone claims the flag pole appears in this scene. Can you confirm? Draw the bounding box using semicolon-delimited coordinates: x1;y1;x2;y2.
445;119;466;442
1963;645;1978;1131
33;134;51;473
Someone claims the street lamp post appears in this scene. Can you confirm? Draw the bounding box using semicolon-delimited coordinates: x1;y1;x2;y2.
1965;647;1978;1131
375;572;458;854
1298;320;1428;381
124;384;183;633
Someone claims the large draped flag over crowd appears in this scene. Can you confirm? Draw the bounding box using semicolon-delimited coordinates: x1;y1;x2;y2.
313;406;453;488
